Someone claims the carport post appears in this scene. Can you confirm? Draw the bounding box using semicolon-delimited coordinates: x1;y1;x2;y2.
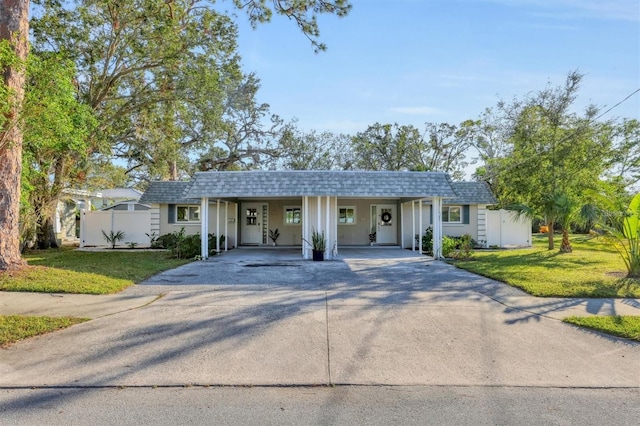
432;196;443;259
201;197;209;259
400;202;404;249
216;199;221;252
325;196;330;258
411;201;415;251
224;201;228;251
419;199;423;253
302;196;309;259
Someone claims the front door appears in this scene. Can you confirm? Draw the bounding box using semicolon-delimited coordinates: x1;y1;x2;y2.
372;204;397;245
241;203;267;245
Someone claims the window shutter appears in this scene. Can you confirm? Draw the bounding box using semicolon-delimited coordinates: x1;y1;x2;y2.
168;204;176;223
429;205;433;224
463;205;470;224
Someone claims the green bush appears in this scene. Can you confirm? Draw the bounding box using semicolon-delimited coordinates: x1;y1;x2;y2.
156;228;225;259
415;228;474;258
442;236;457;257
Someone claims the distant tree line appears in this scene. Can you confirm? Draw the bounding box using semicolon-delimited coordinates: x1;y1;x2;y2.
4;1;638;258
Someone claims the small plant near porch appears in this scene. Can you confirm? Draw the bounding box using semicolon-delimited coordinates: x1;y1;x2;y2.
269;228;280;246
303;229;326;261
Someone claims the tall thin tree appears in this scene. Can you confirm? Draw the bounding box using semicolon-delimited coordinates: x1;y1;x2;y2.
0;0;29;270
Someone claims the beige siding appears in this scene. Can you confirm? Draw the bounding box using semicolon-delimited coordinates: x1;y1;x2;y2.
336;198;399;245
267;199;304;246
402;202;480;244
159;202;238;248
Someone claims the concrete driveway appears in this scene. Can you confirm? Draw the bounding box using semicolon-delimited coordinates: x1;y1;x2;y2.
1;248;639;388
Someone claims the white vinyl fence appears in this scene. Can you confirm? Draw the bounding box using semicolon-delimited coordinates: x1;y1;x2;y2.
486;209;532;248
80;210;151;247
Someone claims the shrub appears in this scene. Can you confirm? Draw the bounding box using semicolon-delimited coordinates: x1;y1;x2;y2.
442;236;457;257
156;228;226;259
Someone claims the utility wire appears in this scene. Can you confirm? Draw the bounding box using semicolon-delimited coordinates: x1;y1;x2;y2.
483;86;640;180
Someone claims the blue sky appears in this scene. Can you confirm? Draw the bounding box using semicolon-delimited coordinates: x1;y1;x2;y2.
235;0;639;134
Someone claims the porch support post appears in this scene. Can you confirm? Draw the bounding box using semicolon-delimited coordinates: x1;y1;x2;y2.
333;197;338;257
303;196;309;259
316;196;321;234
419;199;423;253
201;197;209;259
224;201;228;251
411;201;415;251
234;202;238;249
432;196;443;259
400;202;404;249
216;199;221;252
325;196;330;259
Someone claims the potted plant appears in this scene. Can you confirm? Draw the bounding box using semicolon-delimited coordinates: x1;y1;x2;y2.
269;228;280;246
369;227;376;246
303;229;326;261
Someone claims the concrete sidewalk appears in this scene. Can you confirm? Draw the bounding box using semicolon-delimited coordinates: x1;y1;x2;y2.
1;289;640;319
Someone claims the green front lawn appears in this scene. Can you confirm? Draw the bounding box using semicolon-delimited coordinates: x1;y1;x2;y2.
563;316;640;341
0;247;191;294
0;315;89;346
451;234;640;298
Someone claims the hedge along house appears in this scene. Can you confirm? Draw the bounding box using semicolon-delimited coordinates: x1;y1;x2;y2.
140;170;473;259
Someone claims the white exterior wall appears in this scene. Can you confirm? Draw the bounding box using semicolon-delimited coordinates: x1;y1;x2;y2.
477;204;488;248
487;209;532;248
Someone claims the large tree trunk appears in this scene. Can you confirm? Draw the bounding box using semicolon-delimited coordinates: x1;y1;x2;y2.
0;0;29;271
547;221;554;250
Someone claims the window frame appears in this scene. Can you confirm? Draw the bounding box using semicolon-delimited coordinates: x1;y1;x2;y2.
176;205;201;223
284;206;302;226
338;206;357;225
442;205;462;224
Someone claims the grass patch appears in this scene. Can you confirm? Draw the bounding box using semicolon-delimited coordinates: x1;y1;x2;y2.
563;316;640;341
451;234;640;297
0;315;89;347
0;247;191;294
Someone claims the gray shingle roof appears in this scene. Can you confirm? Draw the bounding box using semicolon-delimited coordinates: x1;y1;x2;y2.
139;181;199;204
99;188;143;200
446;182;497;205
184;171;458;199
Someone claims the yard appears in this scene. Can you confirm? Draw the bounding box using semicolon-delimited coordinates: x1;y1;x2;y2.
0;247;191;345
451;233;640;341
0;247;191;294
452;234;640;298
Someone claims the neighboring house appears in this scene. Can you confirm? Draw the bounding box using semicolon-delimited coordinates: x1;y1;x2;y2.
140;171;503;259
56;188;143;243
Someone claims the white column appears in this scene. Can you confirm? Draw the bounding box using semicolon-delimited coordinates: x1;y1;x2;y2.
316;196;321;234
411;201;415;251
216;199;221;252
332;197;338;257
234;202;238;249
400;202;404;249
224;201;229;251
303;196;309;259
419;200;423;253
432;197;443;259
200;197;209;259
325;196;330;258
